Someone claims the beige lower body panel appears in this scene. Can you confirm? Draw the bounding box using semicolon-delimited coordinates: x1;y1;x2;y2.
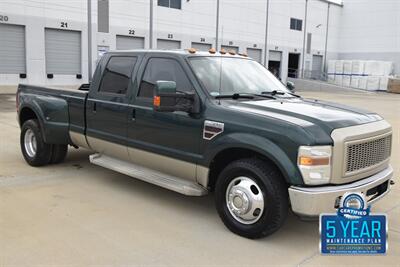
128;147;198;182
81;135;208;187
69;131;90;149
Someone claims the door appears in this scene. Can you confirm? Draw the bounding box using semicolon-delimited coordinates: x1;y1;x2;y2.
288;53;300;78
221;45;239;53
116;35;145;50
312;55;323;79
86;55;138;161
45;28;81;75
191;42;212;51
247;48;262;63
157;39;181;49
127;56;203;181
0;24;26;74
268;50;282;78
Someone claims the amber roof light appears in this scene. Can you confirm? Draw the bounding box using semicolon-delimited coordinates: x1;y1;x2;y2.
209;48;216;54
228;50;236;55
220;48;227;54
188;48;197;54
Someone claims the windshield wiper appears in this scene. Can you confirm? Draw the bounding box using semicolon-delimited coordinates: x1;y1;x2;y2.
261;90;301;98
261;90;286;96
215;93;255;100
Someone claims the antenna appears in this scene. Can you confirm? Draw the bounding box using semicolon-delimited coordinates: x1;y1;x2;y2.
218;55;222;105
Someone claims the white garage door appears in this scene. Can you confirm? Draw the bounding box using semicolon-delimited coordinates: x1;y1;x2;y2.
269;51;282;61
116;35;145;50
221;45;239;53
45;28;81;75
247;48;262;63
0;24;26;74
157;39;181;49
191;42;212;51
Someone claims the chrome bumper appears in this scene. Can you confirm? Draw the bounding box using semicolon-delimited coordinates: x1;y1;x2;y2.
288;165;393;217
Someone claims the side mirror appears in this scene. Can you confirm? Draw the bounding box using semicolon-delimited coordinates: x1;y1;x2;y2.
286;81;295;91
153;81;199;113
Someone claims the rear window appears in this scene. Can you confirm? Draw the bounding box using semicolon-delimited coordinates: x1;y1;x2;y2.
99;56;137;94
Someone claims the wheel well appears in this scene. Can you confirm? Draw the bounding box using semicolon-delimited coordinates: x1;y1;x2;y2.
207;148;286;191
19;107;38;126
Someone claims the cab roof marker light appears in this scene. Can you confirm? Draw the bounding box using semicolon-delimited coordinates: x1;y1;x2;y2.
220;48;227;55
188;48;197;54
228;50;236;55
209;48;216;54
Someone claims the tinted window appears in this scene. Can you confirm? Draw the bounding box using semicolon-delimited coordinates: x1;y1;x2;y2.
290;18;303;31
170;0;181;9
138;58;193;98
158;0;181;9
158;0;169;7
99;56;137;94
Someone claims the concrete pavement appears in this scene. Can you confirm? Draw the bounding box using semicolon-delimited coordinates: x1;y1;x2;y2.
0;91;399;266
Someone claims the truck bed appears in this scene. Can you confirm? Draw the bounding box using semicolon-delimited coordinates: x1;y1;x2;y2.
17;84;89;144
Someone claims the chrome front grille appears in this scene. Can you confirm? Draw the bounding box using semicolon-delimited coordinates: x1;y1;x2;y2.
345;133;392;174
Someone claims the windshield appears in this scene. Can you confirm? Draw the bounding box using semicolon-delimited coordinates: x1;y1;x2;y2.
189;57;290;96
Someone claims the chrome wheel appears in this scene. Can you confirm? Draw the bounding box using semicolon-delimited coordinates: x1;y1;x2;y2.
226;176;264;224
24;129;37;158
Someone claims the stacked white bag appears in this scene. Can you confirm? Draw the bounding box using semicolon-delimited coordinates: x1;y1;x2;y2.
327;59;394;91
327;60;336;83
350;61;364;88
342;61;352;87
334;60;344;86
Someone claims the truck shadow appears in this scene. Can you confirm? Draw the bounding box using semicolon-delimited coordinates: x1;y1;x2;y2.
61;149;320;242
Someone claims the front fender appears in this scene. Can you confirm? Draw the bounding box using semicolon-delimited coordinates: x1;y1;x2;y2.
202;133;303;185
20;93;70;144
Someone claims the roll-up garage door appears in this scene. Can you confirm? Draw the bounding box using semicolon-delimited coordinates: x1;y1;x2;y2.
0;24;26;74
157;39;181;49
269;51;282;61
312;55;323;79
191;42;212;51
45;28;81;75
116;35;145;50
247;48;262;63
221;45;239;53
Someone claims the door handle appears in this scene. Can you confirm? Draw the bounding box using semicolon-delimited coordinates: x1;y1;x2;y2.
93;102;97;113
131;108;136;121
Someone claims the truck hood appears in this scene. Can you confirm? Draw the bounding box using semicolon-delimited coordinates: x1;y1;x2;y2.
225;97;382;133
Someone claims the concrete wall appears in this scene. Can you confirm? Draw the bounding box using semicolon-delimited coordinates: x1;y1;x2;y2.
5;0;397;90
336;0;400;74
0;0;89;89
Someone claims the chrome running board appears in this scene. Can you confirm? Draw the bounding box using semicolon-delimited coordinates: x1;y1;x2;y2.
89;153;208;196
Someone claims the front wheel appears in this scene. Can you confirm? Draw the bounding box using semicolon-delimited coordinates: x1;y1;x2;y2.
20;119;53;166
215;158;288;239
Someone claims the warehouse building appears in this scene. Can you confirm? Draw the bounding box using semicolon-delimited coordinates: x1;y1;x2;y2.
0;0;399;90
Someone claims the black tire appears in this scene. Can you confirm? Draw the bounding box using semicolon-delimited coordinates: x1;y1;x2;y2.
20;119;53;166
50;144;68;164
215;158;288;239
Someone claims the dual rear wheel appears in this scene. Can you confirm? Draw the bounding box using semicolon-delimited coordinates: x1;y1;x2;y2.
20;119;68;166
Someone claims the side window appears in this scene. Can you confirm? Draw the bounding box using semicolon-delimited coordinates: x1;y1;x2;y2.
138;58;193;98
99;56;137;94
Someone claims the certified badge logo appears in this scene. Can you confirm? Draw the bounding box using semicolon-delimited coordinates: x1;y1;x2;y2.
320;192;387;255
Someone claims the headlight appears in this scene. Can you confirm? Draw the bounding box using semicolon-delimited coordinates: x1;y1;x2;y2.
297;146;332;185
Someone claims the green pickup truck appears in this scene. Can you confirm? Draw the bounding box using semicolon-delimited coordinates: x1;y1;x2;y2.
17;49;393;239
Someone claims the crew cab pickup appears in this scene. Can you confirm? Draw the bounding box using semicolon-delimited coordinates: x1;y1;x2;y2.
17;49;393;239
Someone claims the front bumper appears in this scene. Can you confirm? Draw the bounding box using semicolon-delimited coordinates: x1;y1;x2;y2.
288;165;393;217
